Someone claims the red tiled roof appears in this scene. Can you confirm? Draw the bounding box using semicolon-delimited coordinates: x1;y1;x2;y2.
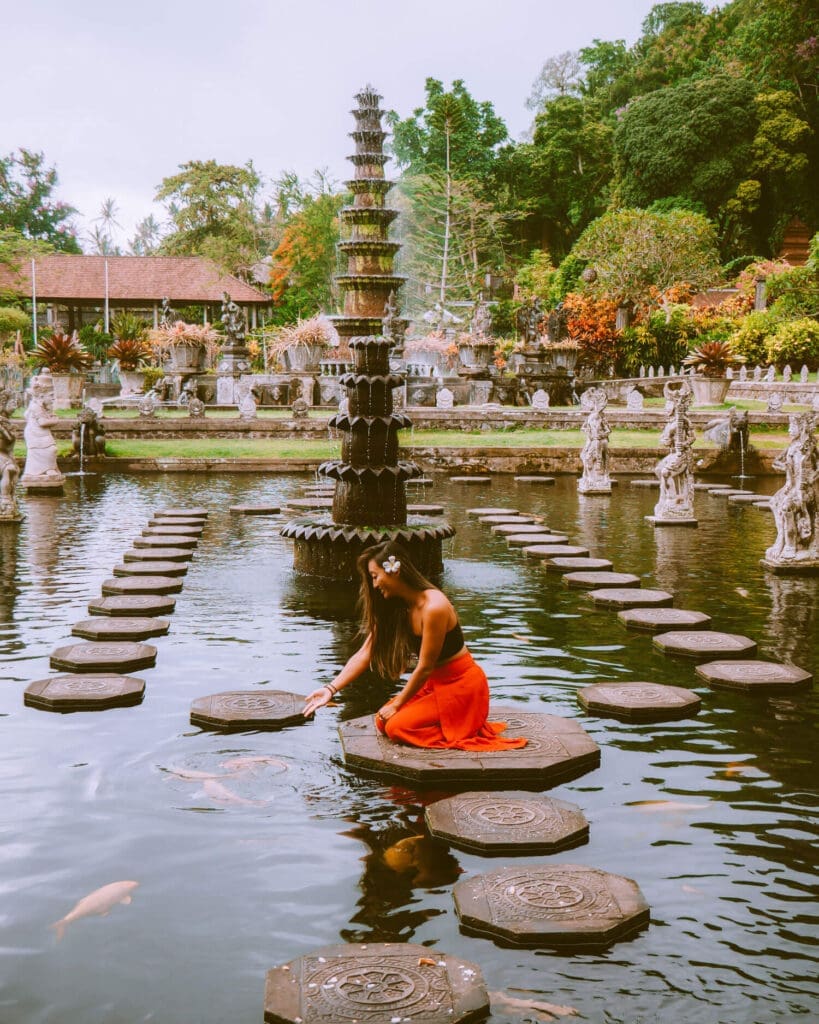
0;255;270;304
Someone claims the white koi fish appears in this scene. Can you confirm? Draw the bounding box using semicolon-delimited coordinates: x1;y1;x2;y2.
50;880;139;941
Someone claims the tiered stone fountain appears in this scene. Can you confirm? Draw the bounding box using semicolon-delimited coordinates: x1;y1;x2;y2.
281;87;453;579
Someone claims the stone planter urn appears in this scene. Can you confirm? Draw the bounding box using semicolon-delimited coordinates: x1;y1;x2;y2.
118;369;146;397
458;341;494;370
690;375;730;406
50;372;84;410
167;340;206;374
284;344;327;373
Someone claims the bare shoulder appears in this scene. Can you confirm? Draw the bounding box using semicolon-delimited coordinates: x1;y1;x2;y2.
421;588;456;620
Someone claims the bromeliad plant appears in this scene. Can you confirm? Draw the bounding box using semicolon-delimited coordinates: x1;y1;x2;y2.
682;340;737;375
31;329;92;372
108;337;154;370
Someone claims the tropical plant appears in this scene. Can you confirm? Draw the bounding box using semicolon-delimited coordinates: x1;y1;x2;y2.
0;305;29;340
730;309;778;365
148;319;219;362
77;323;114;362
108;338;153;370
31;329;91;372
111;311;149;343
141;366;166;390
263;316;338;366
765;318;819;369
683;340;737;374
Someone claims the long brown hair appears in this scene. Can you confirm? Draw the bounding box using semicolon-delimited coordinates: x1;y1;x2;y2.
356;540;435;680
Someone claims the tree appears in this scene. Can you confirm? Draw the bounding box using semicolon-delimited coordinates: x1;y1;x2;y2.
155;159;265;277
128;215;163;256
572;208;722;308
527;52;582;111
0;148;80;252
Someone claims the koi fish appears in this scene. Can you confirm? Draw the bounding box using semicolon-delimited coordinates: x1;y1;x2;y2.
629;800;708;812
50;880;139;941
489;990;579;1021
218;756;289;773
202;778;264;806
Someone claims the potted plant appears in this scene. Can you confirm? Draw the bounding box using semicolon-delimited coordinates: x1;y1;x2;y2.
267;316;337;373
149;319;218;374
110;312;152;395
683;340;736;405
30;328;91;409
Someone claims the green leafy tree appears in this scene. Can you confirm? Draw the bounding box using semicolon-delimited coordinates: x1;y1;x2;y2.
0;149;80;252
155;159;265;277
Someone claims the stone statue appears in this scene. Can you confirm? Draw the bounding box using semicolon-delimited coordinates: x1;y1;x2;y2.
626;386;644;411
187;393;205;418
649;379;696;524
221;292;246;347
159;296;174;329
546;302;568;344
763;413;819;571
382;291;399;343
703;406;748;452
768;392;784;413
519;298;544;348
436;387;454;409
578;386;612;494
470;294;491;340
72;405;106;457
138;391;157;418
531;388;550;411
291;397;309;420
237;384;257;422
0;389;21;520
20;371;65;492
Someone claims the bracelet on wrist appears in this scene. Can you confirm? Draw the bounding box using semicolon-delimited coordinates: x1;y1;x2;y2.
324;683;337;696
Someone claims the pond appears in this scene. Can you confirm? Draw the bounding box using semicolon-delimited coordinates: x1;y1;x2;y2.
1;472;817;1024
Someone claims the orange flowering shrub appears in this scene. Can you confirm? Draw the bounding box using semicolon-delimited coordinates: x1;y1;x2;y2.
563;292;620;374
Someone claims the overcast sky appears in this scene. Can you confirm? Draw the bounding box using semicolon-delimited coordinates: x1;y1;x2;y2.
2;0;659;249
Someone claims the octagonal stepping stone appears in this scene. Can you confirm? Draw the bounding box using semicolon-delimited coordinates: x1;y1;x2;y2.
102;575;182;596
467;507;518;516
507;533;567;547
577;681;701;721
24;674;145;712
478;514;539;525
113;561;187;578
492;522;548;536
123;547;193;562
425;792;588;855
630;479;659;487
708;488;751;497
694;482;731;491
229;503;281;515
453;864;649;950
405;477;434;486
88;594;176;617
143;523;203;536
564;571;640;589
525;544;590;559
286;497;333;510
514;475;555;484
753;499;773;509
653;630;757;660
588;588;673;609
72;617;169;641
695;659;812;694
155;507;208;518
450;476;491;483
263;942;488;1024
339;708;599;787
407;503;445;515
618;607;712;633
50;641;157;673
133;534;197;549
545;556;613;574
728;493;762;504
148;517;205;527
190;690;310;731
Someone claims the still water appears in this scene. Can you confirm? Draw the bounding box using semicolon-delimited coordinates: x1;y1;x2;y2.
0;472;817;1024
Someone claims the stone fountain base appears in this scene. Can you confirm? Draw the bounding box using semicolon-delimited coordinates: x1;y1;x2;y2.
281;518;454;580
759;557;819;576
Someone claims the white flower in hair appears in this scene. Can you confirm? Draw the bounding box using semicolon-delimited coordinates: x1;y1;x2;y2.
382;555;401;574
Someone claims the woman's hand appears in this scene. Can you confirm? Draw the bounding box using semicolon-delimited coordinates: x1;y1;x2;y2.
376;700;400;723
303;686;334;717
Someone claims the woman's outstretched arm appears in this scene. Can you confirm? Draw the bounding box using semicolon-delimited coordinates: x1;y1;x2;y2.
303;633;373;716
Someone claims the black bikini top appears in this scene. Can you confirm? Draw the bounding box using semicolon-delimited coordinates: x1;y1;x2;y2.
409;621;465;661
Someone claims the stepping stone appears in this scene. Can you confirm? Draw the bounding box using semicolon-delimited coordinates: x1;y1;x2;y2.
507;533;566;547
753;499;773;509
190;690;310;731
407;503;445;515
72;617;170;641
123;547;193;563
727;493;762;504
630;479;659;487
618;607;712;633
113;561;188;578
450;476;491;483
229;504;281;515
525;544;590;559
133;534;197;549
453;864;650;950
577;681;701;721
587;588;673;609
492;523;548;535
694;482;731;491
564;571;640;589
708;488;751;497
264;943;489;1024
24;674;145;712
339;708;599;786
286;497;333;510
155;507;208;518
405;477;434;485
50;641;157;673
148;517;204;527
546;556;613;573
514;476;555;483
88;595;176;617
653;630;757;660
695;660;812;694
425;791;588;855
467;507;518;516
478;514;539;525
102;575;182;596
143;524;203;536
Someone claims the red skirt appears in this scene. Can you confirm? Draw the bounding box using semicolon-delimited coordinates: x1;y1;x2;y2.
375;651;528;752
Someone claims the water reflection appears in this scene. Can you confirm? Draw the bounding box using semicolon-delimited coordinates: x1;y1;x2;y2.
765;574;819;666
652;524;699;594
0;522;19;624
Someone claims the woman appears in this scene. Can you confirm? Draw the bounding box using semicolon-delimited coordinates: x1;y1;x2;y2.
303;541;527;752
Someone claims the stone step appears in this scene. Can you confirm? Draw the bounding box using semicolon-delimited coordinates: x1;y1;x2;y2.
577;681;701;721
545;556;613;573
229;504;281;515
102;576;182;596
113;561;187;577
467;507;519;516
190;690;311;731
155;507;208;518
133;534;198;549
514;475;555;483
587;588;673;609
24;673;145;712
507;533;567;547
50;641;157;673
123;547;193;563
564;572;640;589
617;607;711;633
695;659;812;693
653;630;757;660
525;544;591;559
142;524;203;536
88;595;176;617
72;617;169;641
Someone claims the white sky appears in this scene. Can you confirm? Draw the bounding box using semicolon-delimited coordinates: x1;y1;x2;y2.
1;0;659;249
